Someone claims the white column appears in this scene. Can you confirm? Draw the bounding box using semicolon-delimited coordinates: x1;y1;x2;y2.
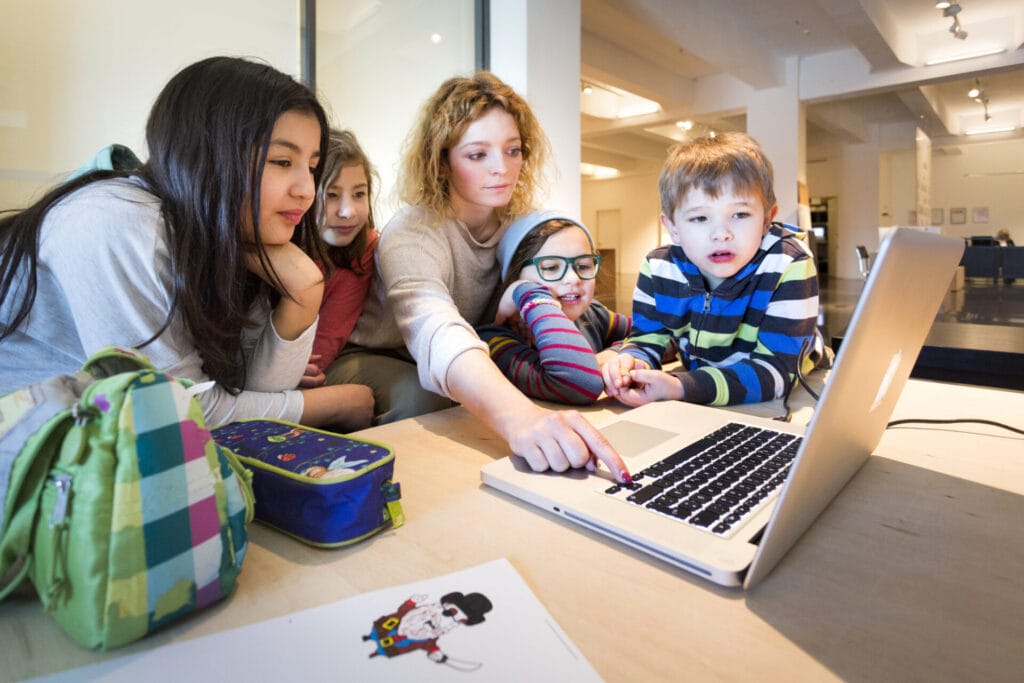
836;142;882;279
489;0;581;216
746;57;804;227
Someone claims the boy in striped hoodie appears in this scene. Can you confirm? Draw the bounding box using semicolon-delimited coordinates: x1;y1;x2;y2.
603;132;826;407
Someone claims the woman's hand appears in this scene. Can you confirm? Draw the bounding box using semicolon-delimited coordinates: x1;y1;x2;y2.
448;350;632;484
503;403;630;481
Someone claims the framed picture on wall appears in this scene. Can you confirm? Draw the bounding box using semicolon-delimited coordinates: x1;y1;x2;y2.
972;207;989;223
931;208;943;225
950;207;966;225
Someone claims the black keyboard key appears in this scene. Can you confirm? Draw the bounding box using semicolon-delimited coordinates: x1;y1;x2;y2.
626;484;663;505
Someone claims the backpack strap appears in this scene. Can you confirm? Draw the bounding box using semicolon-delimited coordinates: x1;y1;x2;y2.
81;346;155;379
0;374;87;599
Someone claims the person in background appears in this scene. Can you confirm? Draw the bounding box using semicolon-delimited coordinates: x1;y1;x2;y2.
299;129;379;404
326;72;630;482
603;132;826;408
0;56;372;430
996;229;1016;283
476;210;630;405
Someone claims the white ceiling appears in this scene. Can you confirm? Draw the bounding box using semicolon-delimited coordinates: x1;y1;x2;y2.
581;0;1024;173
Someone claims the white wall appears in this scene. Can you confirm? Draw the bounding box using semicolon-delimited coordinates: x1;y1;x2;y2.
929;138;1024;243
877;139;1024;244
806;141;882;279
490;0;581;215
581;171;662;313
0;1;300;208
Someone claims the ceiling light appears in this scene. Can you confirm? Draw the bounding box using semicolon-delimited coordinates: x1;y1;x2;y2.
924;48;1005;66
580;162;620;179
934;1;951;8
582;83;593;95
964;125;1016;136
676;120;693;130
967;80;981;99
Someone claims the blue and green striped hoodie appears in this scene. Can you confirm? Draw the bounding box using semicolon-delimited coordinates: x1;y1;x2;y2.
622;223;823;405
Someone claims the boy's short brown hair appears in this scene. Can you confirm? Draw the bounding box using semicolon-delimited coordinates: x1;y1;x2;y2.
658;132;775;218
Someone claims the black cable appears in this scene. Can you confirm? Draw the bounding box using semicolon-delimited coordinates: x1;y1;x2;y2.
886;418;1024;436
775;336;821;422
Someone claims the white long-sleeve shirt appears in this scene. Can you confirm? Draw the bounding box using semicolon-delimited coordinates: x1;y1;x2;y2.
0;178;311;425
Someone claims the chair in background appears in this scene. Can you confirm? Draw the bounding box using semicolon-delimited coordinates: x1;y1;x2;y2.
1000;246;1023;284
961;246;1002;283
855;245;871;280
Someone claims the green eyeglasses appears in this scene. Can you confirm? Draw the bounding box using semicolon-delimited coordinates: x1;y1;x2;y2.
525;254;602;282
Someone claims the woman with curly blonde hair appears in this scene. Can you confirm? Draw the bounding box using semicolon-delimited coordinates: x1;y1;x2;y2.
326;71;629;482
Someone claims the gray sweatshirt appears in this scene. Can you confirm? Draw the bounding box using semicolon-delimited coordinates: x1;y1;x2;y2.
0;178;311;425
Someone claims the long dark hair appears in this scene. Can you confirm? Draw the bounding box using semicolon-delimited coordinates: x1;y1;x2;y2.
0;56;330;389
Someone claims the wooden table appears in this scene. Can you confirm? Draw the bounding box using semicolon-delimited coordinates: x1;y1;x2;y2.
3;379;1023;682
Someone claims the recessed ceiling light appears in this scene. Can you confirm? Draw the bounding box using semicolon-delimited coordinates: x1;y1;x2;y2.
964;125;1017;136
924;48;1006;66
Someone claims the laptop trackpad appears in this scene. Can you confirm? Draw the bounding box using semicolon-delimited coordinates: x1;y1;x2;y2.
599;420;677;460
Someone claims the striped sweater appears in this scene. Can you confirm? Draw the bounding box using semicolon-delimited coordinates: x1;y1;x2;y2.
622;223;822;406
477;283;631;405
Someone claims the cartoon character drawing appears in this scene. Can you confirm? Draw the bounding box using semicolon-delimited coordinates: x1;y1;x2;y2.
301;454;370;479
363;591;492;670
267;427;305;443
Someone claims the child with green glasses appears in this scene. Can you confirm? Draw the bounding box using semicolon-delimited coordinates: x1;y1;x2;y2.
476;210;631;405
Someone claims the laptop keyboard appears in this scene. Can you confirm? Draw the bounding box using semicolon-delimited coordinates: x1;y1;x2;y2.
604;422;801;536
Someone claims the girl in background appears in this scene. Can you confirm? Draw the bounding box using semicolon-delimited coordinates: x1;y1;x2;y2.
328;72;630;482
477;210;630;405
300;129;380;390
0;56;372;430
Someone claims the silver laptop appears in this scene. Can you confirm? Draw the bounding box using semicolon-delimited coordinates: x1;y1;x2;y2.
482;228;964;589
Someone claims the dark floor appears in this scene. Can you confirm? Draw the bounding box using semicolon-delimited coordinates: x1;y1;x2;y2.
819;276;1024;342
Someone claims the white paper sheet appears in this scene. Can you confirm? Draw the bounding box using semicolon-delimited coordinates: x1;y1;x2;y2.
34;558;602;682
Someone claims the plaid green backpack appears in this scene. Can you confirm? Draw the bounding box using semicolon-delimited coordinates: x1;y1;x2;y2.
0;347;254;649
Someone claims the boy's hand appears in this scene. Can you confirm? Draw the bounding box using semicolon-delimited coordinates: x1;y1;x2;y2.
612;368;684;407
601;352;649;397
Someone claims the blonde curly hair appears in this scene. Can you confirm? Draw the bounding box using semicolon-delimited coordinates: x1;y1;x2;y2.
398;71;549;222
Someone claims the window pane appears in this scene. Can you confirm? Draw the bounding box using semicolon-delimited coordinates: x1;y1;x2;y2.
316;1;476;226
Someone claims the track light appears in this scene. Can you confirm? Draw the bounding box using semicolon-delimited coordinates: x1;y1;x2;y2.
967;78;991;121
939;3;967;40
